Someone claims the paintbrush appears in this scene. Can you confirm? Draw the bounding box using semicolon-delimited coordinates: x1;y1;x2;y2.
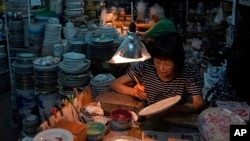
128;66;149;102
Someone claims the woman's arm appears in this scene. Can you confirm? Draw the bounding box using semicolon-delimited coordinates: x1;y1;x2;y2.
109;75;147;100
110;75;134;96
149;95;205;118
169;95;205;114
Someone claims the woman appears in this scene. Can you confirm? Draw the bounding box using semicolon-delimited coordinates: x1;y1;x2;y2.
110;32;205;117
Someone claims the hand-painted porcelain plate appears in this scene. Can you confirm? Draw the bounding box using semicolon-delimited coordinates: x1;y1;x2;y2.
33;128;74;141
197;107;246;141
108;135;141;141
138;95;181;116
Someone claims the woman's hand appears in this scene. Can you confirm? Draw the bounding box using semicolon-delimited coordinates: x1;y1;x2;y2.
133;84;147;100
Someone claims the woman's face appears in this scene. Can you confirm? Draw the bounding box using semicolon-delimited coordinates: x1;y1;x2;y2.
153;58;175;76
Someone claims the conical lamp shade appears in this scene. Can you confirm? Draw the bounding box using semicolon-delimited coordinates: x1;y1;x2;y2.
107;31;151;64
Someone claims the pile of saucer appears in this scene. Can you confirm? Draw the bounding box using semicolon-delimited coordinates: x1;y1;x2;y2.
33;56;60;93
58;52;90;74
12;53;37;90
58;52;91;88
91;73;115;98
22;114;40;137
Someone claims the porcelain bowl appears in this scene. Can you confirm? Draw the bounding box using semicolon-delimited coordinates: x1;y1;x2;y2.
86;122;106;141
110;108;132;130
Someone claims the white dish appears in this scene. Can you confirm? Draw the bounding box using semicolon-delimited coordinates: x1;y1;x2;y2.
138;95;181;116
197;107;246;141
33;128;74;141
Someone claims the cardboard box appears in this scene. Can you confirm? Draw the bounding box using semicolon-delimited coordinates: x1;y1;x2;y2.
52;119;87;141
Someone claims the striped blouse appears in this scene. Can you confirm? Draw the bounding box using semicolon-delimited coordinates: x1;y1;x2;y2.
128;60;202;105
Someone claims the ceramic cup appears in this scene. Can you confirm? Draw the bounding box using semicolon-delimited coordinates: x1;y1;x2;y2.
53;43;64;58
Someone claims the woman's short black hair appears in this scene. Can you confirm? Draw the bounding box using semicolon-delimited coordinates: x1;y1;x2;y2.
150;32;185;71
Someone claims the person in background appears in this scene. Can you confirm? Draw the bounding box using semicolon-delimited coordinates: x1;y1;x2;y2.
110;32;205;118
136;3;176;40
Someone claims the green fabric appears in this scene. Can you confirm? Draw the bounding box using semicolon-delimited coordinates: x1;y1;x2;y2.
145;18;176;39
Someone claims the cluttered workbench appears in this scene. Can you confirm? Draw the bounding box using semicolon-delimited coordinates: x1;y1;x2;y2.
35;87;203;141
34;87;248;141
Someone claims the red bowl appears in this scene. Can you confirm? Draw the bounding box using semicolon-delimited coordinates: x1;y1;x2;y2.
111;108;132;121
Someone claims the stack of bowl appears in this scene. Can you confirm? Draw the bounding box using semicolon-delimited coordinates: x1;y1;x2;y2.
91;73;115;98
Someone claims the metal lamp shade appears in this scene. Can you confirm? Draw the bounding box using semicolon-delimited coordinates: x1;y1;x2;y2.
107;31;151;64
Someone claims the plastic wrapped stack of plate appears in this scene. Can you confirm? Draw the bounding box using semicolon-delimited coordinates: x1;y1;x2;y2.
58;52;91;89
33;56;60;94
91;73;115;98
42;18;62;56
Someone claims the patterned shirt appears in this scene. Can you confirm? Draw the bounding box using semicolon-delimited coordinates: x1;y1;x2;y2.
128;60;202;105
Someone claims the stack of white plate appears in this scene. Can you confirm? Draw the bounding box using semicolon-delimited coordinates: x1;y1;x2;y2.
91;73;115;98
58;52;90;74
64;0;85;17
58;52;91;88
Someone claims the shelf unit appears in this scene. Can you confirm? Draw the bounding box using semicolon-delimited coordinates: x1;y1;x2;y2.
4;0;31;89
